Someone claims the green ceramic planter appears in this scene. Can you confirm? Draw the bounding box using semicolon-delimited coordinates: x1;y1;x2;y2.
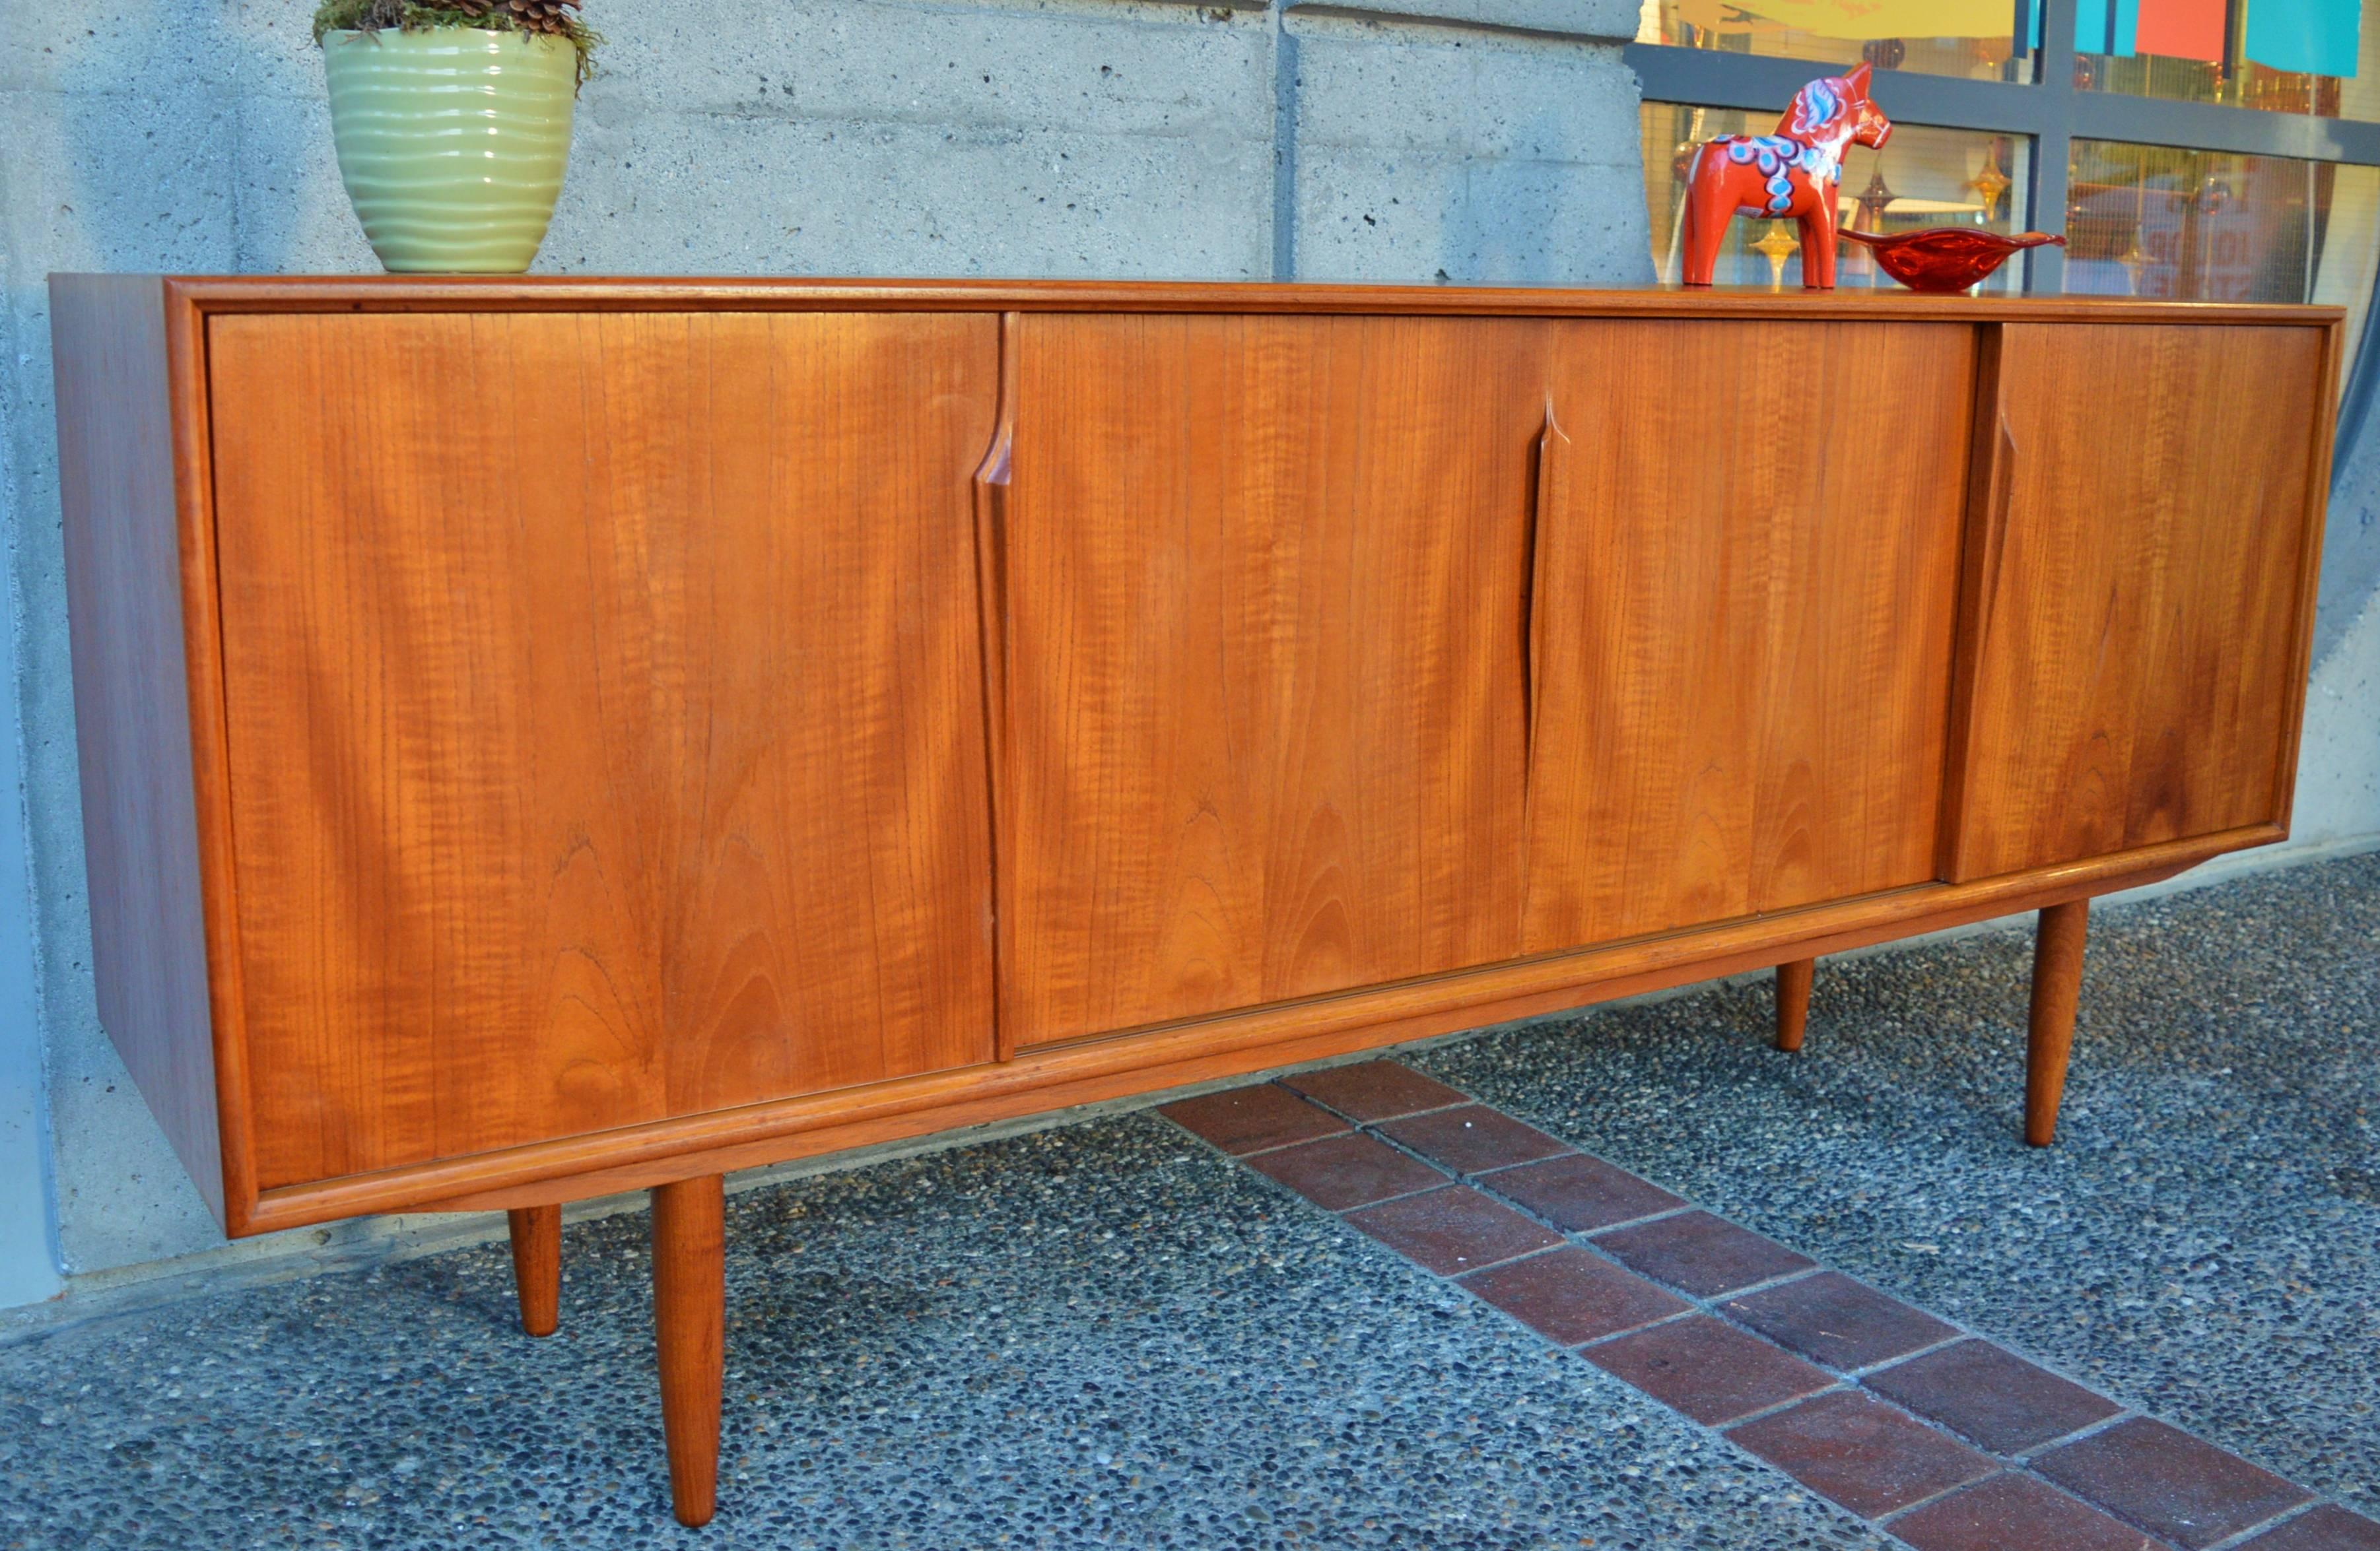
323;28;576;275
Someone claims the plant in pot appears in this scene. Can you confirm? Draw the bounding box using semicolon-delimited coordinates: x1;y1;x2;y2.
313;0;602;275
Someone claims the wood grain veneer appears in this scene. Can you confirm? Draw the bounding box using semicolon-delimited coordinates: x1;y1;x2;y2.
50;276;2340;1241
204;310;1000;1190
329;825;2266;1224
51;275;228;1222
1525;319;1968;948
1952;321;2323;880
2025;900;2091;1147
1944;323;2328;879
506;1204;560;1336
1775;960;1814;1054
651;1173;724;1527
1000;312;1540;1045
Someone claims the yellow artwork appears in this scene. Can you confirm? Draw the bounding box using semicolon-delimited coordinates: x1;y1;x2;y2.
1671;0;2014;41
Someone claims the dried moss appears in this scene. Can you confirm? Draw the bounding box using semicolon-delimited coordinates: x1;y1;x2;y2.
312;1;603;88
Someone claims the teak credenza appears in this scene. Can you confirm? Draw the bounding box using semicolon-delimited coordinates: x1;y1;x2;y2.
52;277;2340;1525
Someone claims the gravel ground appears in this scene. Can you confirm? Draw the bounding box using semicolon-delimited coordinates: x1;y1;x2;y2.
1425;850;2380;1521
0;1124;1888;1551
1;852;2373;1550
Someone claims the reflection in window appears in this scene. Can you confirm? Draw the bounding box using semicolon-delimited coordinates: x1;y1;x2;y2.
1636;0;2029;83
1641;105;2033;290
2066;140;2380;386
2066;0;2379;121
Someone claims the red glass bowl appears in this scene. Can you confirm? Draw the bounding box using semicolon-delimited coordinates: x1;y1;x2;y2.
1840;228;2065;293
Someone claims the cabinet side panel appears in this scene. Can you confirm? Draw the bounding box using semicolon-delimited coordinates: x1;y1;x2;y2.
1946;323;2323;880
50;275;226;1224
210;311;1000;1189
1524;319;1969;949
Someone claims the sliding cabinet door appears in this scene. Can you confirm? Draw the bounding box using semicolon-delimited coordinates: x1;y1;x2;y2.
996;313;1540;1047
1941;322;2330;880
210;310;1001;1187
1523;319;1971;952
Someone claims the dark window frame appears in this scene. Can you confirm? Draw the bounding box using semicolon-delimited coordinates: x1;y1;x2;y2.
1626;0;2380;458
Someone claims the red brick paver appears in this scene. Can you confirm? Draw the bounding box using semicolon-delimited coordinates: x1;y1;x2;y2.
1594;1209;1816;1298
1279;1061;1466;1122
1376;1105;1570;1175
1866;1338;2121;1455
1582;1314;1834;1426
1163;1067;2365;1551
1159;1084;1346;1155
1479;1152;1685;1232
2238;1505;2380;1550
1890;1474;2163;1551
1242;1132;1447;1211
2035;1418;2313;1550
1456;1248;1689;1346
1723;1271;1961;1371
1343;1185;1561;1276
1727;1390;1997;1518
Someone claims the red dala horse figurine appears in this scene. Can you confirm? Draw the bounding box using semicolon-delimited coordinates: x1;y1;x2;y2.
1680;63;1891;290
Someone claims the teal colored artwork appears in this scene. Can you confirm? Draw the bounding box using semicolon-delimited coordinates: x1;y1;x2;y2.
2027;0;2140;53
2029;0;2360;75
2246;0;2361;77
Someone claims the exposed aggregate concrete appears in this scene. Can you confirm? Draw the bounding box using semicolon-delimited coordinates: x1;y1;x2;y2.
5;854;2373;1548
1425;852;2380;1520
0;1119;1886;1548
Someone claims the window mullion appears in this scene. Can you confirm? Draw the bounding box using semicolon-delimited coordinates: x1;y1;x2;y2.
2032;0;2081;290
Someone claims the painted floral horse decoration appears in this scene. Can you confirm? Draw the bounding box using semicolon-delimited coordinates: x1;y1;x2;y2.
1680;63;1891;289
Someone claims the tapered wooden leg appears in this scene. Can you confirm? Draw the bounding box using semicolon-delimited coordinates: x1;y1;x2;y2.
1775;959;1814;1052
2025;900;2090;1148
505;1205;562;1336
652;1175;726;1528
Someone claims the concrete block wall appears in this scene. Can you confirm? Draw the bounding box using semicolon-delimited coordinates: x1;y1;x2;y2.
0;0;2369;1311
1284;9;1648;281
0;0;1652;1302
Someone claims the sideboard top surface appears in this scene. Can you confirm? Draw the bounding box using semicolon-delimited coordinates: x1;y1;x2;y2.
63;274;2346;327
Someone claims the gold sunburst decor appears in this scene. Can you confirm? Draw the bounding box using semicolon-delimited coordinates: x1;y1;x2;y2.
1752;224;1802;288
1967;149;2012;223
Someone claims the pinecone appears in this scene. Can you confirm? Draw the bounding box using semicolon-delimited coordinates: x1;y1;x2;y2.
503;0;582;34
444;0;500;16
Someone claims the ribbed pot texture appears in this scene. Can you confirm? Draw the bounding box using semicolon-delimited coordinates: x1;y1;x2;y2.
323;28;576;275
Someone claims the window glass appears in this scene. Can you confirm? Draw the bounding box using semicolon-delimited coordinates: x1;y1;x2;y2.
1642;104;2036;290
2067;139;2380;384
2066;0;2380;121
1637;1;2031;84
